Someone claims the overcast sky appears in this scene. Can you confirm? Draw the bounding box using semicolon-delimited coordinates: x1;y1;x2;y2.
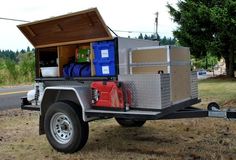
0;0;177;51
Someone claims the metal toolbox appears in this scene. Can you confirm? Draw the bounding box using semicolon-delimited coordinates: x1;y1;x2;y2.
118;74;171;110
129;46;191;104
117;37;159;75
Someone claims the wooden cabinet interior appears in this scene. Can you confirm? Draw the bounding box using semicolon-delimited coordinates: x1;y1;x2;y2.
36;42;93;78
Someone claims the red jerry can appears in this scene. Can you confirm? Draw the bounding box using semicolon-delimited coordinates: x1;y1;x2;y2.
91;81;130;111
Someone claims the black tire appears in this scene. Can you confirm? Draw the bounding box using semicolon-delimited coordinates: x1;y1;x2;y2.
44;101;89;153
115;118;146;127
207;102;220;111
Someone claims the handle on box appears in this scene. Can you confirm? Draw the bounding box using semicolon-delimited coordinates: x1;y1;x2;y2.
97;59;113;64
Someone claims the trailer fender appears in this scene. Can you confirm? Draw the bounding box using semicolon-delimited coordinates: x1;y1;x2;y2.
40;86;93;122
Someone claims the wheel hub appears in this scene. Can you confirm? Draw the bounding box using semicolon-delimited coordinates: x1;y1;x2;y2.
50;112;73;144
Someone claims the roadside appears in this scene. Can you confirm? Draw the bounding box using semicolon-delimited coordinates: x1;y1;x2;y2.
0;85;33;111
0;85;32;93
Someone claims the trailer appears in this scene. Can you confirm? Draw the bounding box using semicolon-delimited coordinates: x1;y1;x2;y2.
18;8;236;153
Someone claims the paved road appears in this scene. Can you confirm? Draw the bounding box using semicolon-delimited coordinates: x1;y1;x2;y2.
0;85;33;111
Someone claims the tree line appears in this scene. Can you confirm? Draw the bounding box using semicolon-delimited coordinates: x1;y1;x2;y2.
0;47;35;85
0;47;34;62
137;33;177;45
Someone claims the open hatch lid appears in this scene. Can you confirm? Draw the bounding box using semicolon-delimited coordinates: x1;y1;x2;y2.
17;8;113;48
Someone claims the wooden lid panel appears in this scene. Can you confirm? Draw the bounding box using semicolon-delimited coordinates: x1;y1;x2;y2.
18;8;112;48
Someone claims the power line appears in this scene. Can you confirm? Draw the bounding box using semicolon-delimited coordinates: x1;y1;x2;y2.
0;17;172;36
113;29;172;35
0;17;154;34
0;17;30;23
113;30;155;34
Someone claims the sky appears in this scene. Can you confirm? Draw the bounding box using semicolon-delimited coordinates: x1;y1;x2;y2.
0;0;178;51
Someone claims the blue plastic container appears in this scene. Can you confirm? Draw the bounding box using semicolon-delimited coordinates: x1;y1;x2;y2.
92;40;116;76
93;41;115;62
94;61;116;76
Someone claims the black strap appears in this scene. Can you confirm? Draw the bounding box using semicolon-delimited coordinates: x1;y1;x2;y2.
69;63;76;77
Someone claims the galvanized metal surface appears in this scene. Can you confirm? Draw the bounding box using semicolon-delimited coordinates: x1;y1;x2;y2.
117;37;159;75
85;98;201;120
41;85;95;122
118;74;171;110
85;109;160;115
208;111;227;118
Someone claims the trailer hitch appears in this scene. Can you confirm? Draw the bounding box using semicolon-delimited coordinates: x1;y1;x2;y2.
160;102;236;120
207;102;236;120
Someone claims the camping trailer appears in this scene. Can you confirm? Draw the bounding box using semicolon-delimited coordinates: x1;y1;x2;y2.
18;8;235;153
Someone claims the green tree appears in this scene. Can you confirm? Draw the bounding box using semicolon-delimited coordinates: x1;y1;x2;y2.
5;59;18;81
18;51;35;82
27;46;31;52
144;34;149;40
0;58;5;70
138;33;144;39
161;36;168;45
0;49;16;61
167;0;236;77
192;53;218;70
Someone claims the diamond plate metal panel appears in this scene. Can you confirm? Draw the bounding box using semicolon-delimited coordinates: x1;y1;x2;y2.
160;74;171;108
118;74;171;109
191;72;198;98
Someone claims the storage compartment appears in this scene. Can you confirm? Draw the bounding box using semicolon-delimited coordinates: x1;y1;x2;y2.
129;46;191;104
117;37;159;75
37;47;59;77
118;74;171;110
93;40;116;76
18;8;113;79
58;45;77;76
36;43;95;78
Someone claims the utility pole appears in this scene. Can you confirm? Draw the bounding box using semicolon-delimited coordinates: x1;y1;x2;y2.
155;11;159;40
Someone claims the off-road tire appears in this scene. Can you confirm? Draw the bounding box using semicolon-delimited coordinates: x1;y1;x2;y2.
44;101;89;153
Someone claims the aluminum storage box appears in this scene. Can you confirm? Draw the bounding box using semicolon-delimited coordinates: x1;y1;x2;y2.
129;46;191;104
118;74;171;110
117;37;159;75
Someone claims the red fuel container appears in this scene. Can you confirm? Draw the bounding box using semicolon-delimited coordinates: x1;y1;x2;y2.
91;81;130;111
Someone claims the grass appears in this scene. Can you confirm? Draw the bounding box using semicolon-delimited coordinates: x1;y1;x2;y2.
1;78;236;160
198;78;236;107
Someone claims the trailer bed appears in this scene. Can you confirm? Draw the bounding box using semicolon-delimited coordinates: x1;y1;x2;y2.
85;98;200;120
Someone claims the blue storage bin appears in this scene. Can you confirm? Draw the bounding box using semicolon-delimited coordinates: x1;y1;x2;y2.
92;41;115;63
92;40;116;76
94;61;116;76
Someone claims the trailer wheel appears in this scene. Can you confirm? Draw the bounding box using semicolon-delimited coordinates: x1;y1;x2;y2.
44;101;89;153
207;102;220;111
115;118;146;127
